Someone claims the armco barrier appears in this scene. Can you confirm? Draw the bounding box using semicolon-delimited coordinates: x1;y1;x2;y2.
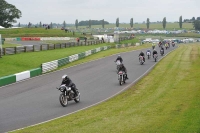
15;71;30;82
30;68;42;77
58;57;69;67
41;46;110;73
42;60;58;73
0;75;16;86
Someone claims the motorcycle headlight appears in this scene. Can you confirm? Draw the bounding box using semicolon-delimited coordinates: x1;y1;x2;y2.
59;86;65;92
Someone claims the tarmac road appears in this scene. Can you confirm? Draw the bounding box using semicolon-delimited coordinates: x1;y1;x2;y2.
0;45;177;133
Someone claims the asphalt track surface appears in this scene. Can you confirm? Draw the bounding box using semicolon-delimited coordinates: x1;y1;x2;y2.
0;45;177;133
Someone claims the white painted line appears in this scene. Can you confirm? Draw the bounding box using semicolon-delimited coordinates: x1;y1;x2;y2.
9;47;178;132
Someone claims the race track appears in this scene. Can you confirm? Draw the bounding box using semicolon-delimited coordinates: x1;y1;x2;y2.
0;45;177;133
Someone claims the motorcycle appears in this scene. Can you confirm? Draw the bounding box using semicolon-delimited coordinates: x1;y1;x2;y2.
57;85;80;107
152;45;155;50
147;52;151;59
139;56;144;65
172;43;175;47
115;60;121;72
118;71;126;85
160;49;164;56
153;54;158;62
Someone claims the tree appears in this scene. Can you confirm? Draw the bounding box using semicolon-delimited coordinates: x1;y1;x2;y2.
28;22;31;28
192;17;195;21
75;19;78;29
162;17;166;29
193;20;200;30
18;22;20;27
146;18;150;29
89;19;91;28
116;18;119;27
78;20;109;26
63;21;66;29
179;16;182;29
50;22;53;29
130;18;133;28
102;19;104;28
39;21;42;28
0;0;22;28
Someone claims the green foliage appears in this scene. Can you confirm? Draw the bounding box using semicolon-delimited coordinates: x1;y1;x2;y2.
50;22;52;29
162;17;167;29
116;18;119;27
0;0;22;28
39;21;42;28
130;18;133;28
179;16;182;28
78;20;109;26
89;19;91;28
75;19;78;29
146;18;150;29
63;21;66;28
193;20;200;30
102;19;104;28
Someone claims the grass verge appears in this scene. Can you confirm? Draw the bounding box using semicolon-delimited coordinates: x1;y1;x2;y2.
2;42;22;48
12;44;200;133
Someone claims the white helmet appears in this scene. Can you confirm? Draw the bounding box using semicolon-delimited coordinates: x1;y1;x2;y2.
62;74;68;79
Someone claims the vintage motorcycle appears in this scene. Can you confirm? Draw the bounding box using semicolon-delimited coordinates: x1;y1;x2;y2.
139;56;144;65
118;71;127;85
57;85;80;107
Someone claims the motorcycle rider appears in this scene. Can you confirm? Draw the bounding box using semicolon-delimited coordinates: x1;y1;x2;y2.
139;51;145;62
152;49;158;58
152;43;156;49
115;55;123;63
160;46;165;54
118;63;129;79
61;75;78;97
146;49;151;56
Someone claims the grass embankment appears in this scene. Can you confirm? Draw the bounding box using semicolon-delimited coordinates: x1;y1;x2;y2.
0;38;144;77
12;44;200;133
71;23;194;30
0;28;86;38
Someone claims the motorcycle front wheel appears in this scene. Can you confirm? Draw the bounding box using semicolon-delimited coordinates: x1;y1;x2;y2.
59;93;68;107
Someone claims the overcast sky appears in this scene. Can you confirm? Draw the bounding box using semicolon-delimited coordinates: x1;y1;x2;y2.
6;0;200;24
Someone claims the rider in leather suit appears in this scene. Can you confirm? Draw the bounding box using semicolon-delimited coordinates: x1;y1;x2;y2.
61;75;78;97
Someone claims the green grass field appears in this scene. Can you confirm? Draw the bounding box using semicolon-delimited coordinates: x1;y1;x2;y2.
73;23;194;30
2;42;22;48
0;28;85;38
11;43;200;133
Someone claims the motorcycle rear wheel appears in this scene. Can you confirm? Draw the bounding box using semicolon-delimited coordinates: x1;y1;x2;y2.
59;93;68;107
74;92;80;103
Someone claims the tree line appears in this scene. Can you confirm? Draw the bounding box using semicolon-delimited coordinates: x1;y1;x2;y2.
1;0;200;30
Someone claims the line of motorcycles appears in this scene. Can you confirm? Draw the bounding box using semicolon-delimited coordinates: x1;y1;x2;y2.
57;44;175;107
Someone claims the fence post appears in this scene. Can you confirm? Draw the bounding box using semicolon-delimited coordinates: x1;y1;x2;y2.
4;48;5;55
60;44;61;48
15;47;17;54
0;48;2;58
24;46;26;52
40;45;42;51
33;45;35;52
54;44;56;49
